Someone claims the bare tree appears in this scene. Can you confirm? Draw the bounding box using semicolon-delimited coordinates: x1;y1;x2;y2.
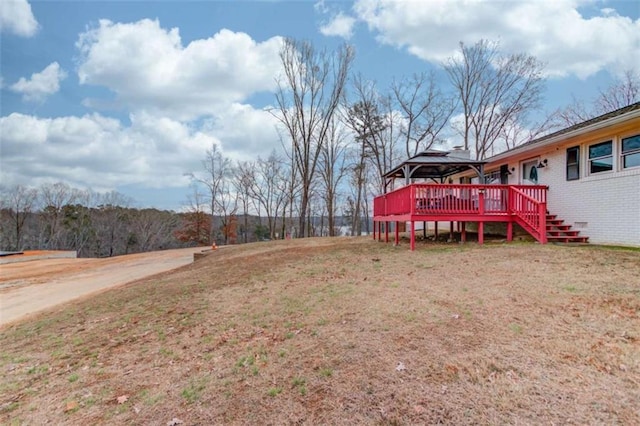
39;182;79;249
130;208;179;252
233;161;255;243
343;76;405;193
216;171;238;245
392;72;456;157
595;69;639;115
345;150;368;236
498;111;559;153
319;117;348;236
187;143;234;244
91;191;132;257
342;79;389;235
60;189;94;257
0;184;38;250
554;95;594;127
557;69;639;126
246;152;289;240
175;183;211;246
273;38;354;237
445;39;545;159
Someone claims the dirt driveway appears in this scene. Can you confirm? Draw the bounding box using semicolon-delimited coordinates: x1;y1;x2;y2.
0;247;208;326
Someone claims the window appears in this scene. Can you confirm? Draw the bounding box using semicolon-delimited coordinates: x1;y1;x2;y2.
621;134;640;169
588;141;613;174
566;146;580;180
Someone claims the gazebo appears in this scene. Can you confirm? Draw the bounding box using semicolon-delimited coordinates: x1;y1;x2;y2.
382;149;487;191
373;150;549;250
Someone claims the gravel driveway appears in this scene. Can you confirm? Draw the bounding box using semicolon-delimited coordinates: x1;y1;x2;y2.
0;247;207;326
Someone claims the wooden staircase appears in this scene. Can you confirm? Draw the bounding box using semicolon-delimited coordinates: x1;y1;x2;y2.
546;214;589;243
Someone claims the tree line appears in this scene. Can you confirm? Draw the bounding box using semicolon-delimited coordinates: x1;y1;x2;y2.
0;180;361;256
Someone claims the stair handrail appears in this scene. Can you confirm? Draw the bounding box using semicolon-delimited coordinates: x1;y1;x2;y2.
509;186;547;244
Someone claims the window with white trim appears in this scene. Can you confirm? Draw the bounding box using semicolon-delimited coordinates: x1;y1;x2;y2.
588;141;613;174
621;134;640;169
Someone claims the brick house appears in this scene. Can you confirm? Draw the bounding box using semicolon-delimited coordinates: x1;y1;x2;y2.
476;102;640;246
372;102;640;249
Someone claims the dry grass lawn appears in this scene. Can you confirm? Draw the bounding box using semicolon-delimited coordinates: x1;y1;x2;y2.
1;237;639;425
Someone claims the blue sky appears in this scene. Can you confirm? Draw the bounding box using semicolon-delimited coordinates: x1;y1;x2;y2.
1;0;639;210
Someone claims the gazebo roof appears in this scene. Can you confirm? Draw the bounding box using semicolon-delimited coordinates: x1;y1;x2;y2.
383;149;486;182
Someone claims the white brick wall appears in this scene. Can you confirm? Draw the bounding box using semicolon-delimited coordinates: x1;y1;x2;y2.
501;140;640;246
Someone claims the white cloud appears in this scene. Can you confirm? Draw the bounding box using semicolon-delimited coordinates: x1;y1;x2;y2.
10;62;67;102
0;112;213;191
203;103;281;160
0;107;281;192
0;0;38;37
353;0;640;79
320;12;356;39
76;19;284;119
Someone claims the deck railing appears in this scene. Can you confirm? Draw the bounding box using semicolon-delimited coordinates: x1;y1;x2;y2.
509;187;547;243
373;183;548;243
374;184;547;217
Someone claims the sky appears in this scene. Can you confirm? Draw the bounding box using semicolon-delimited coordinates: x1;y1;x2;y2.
1;0;639;211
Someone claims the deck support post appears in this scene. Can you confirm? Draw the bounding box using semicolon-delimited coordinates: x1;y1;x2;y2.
395;221;399;246
478;189;485;245
410;221;415;251
385;222;389;243
378;221;382;241
423;221;427;238
449;221;454;242
461;222;466;243
373;221;376;240
507;221;513;242
434;222;439;239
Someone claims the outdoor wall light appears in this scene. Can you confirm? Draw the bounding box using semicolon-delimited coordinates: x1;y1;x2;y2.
537;159;548;168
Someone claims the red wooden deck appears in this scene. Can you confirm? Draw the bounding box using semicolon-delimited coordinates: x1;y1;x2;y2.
373;184;548;250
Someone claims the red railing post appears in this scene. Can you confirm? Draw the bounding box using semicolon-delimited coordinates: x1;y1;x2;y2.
539;201;547;244
410;184;416;215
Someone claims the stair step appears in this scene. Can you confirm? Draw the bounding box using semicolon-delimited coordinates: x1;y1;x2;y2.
547;230;580;237
546;224;572;231
547;236;589;243
544;211;589;244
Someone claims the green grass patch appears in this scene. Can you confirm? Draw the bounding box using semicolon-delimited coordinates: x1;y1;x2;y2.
267;387;283;397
